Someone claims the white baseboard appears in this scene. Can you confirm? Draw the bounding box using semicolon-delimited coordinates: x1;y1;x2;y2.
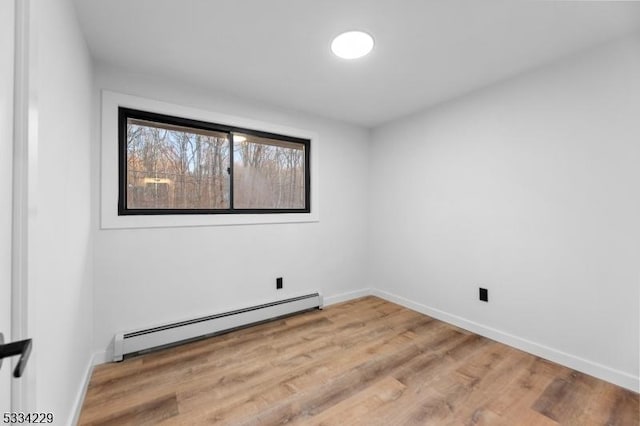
67;352;104;426
371;288;639;393
323;288;371;306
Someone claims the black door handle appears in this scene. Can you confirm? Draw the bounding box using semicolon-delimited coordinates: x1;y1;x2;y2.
0;332;32;378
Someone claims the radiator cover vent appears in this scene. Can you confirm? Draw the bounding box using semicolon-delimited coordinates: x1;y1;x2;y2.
113;292;323;361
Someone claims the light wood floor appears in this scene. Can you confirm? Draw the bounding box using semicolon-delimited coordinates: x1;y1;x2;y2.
79;297;638;425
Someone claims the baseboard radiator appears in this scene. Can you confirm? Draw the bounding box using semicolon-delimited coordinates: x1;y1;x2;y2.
113;292;323;361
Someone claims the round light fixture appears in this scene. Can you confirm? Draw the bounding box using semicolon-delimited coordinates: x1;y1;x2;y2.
331;31;374;59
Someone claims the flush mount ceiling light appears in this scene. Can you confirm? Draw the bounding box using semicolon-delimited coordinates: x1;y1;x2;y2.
331;31;374;59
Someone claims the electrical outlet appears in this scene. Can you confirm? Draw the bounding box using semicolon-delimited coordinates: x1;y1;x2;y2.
479;287;488;302
276;277;283;289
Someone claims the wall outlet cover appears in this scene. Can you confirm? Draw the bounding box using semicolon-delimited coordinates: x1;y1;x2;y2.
479;287;488;302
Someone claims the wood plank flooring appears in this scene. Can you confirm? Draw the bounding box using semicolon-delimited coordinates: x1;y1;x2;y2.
79;297;639;425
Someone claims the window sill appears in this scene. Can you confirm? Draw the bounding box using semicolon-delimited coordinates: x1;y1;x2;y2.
101;212;319;230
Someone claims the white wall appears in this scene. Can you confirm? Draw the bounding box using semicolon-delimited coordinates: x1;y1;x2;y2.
92;65;370;358
369;35;640;390
30;0;94;421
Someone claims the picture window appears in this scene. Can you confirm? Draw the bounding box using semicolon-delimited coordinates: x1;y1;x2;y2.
118;108;310;215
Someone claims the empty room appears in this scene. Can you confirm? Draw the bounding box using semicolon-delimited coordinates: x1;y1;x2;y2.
1;0;639;424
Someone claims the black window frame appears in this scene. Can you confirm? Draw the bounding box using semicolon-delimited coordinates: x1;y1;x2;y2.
118;107;311;216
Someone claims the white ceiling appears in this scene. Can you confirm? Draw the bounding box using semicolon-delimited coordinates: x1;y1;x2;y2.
73;0;640;127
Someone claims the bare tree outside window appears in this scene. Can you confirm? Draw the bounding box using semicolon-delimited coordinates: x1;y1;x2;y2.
233;133;305;209
126;119;230;209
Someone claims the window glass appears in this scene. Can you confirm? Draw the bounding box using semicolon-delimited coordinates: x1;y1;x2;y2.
126;118;230;210
232;133;306;209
